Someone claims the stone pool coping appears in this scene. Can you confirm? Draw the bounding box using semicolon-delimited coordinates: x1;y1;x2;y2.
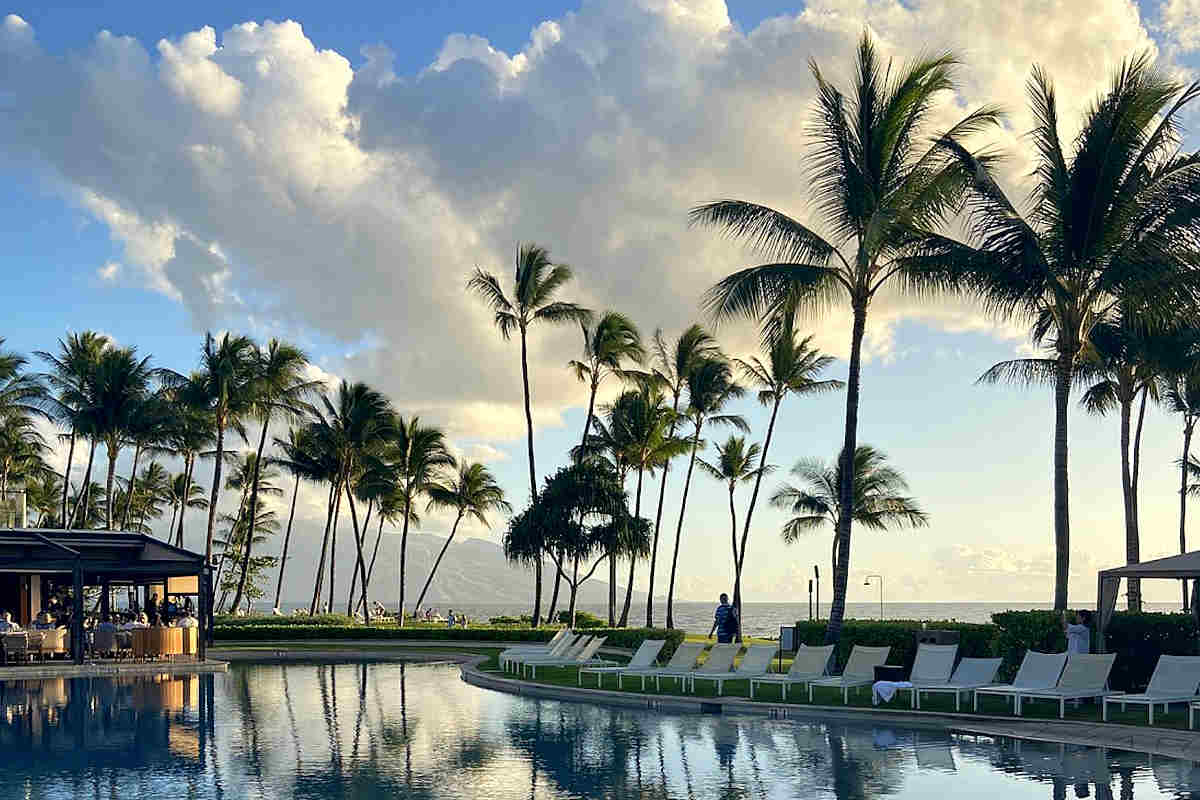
0;659;229;680
460;658;1200;761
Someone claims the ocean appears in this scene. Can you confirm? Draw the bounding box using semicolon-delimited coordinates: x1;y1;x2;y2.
266;600;1189;638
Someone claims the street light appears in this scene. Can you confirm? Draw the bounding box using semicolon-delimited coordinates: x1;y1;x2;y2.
864;574;884;620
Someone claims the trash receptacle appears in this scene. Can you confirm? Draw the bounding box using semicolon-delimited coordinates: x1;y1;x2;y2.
915;629;960;646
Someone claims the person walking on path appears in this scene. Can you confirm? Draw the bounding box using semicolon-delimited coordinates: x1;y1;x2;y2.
708;593;738;644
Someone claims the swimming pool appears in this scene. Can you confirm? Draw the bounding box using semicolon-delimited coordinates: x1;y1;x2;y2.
0;661;1194;798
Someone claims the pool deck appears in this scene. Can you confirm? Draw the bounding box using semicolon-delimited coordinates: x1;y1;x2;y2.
461;659;1200;761
0;659;228;680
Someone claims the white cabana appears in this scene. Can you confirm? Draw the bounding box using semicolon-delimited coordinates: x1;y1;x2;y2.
1097;551;1200;647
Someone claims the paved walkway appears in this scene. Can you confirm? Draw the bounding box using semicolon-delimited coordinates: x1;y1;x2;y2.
0;659;228;680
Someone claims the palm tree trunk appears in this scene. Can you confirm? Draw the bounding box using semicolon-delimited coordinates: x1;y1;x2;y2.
119;443;143;530
519;325;542;627
205;420;228;565
310;480;337;615
608;547;617;627
176;454;193;547
398;489;413;627
327;484;342;614
1051;349;1072;612
348;500;374;615
1181;419;1195;610
414;511;463;615
70;439;97;528
826;302;867;644
343;484;371;624
734;394;781;639
137;494;150;533
647;389;683;628
727;484;741;641
361;514;387;607
1129;387;1148;611
61;427;76;526
168;500;180;542
232;419;272;613
618;467;645;627
104;441;119;530
274;474;300;611
666;421;702;630
568;556;580;628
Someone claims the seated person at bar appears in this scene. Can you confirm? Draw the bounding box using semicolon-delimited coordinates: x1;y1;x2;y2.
95;614;118;632
31;612;55;630
120;613;150;631
0;612;19;632
176;612;198;628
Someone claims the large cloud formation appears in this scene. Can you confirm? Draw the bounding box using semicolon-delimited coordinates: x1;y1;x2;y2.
0;0;1166;443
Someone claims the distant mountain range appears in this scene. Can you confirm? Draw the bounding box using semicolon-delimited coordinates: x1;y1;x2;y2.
278;532;646;611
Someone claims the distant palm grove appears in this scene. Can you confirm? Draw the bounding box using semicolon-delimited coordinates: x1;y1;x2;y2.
3;34;1200;642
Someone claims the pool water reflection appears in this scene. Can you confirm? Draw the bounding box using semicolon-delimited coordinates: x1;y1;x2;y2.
0;662;1196;799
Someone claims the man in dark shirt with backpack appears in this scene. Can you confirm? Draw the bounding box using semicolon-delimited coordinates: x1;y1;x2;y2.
708;593;738;644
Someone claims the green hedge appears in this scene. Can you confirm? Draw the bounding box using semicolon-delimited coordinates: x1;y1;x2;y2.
794;620;994;674
214;613;358;628
214;624;685;659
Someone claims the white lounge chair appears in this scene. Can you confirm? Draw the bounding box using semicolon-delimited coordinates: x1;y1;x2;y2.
523;636;610;678
749;644;834;700
904;657;1002;711
973;650;1067;713
692;643;778;696
502;632;579;671
808;645;892;704
1014;653;1117;718
578;639;666;687
1103;655;1200;725
510;634;590;672
890;643;955;709
500;629;570;659
682;644;740;694
619;642;705;691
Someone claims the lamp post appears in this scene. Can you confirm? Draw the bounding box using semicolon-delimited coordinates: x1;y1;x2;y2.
864;574;884;620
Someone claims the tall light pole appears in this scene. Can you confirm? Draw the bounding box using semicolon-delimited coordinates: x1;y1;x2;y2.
864;574;883;620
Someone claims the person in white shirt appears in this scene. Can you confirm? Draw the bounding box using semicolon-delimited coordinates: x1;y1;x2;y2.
121;613;150;631
0;612;20;632
176;614;198;629
1063;610;1091;654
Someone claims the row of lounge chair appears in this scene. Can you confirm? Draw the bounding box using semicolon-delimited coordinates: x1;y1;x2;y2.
501;632;1200;726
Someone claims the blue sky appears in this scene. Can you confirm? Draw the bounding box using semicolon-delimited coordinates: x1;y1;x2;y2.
2;0;1199;607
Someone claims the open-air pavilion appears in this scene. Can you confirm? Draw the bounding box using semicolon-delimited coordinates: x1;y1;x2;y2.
0;529;212;664
1097;551;1200;647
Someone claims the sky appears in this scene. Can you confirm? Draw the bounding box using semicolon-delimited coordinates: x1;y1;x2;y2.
2;0;1200;608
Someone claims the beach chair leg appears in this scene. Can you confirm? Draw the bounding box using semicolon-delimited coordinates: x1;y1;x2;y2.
955;692;960;712
843;686;848;705
1060;698;1065;719
782;684;787;702
809;684;814;703
1149;704;1154;726
1102;700;1108;722
974;692;979;712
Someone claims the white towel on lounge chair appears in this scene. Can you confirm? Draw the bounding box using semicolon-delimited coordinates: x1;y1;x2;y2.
873;680;913;705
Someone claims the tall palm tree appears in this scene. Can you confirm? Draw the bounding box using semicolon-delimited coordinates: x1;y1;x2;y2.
118;391;175;530
666;357;747;629
231;340;317;613
162;383;214;547
215;451;283;608
1166;352;1200;608
389;415;454;625
569;311;646;452
697;435;770;639
195;332;258;564
692;33;999;637
0;339;48;421
415;462;510;614
0;413;46;496
129;460;171;534
24;470;60;527
575;411;637;624
468;243;591;625
166;470;209;544
771;445;928;579
645;325;720;627
269;426;316;611
1079;314;1165;610
912;56;1200;609
734;320;842;625
36;331;109;526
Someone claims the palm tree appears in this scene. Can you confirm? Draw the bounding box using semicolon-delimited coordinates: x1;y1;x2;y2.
645;325;720;627
166;470;209;544
1166;352;1200;608
230;339;317;613
733;320;842;626
569;311;646;452
913;56;1200;609
36;331;109;526
269;426;316;612
697;435;770;639
0;413;46;497
0;339;48;422
163;387;214;547
692;33;999;637
389;415;454;625
129;460;171;533
666;357;747;629
24;470;60;528
215;451;283;608
415;462;510;614
1079;314;1166;610
468;243;591;624
118;392;175;530
771;445;928;580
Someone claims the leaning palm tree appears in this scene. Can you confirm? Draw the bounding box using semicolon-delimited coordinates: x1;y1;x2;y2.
734;319;842;623
414;462;510;615
268;426;318;611
163;387;215;547
644;324;720;627
468;243;591;625
909;56;1200;609
118;391;175;530
692;33;999;638
1079;313;1165;610
772;445;928;579
697;435;770;639
666;357;747;629
569;311;646;452
389;415;454;625
36;331;109;526
230;339;318;613
166;471;209;544
1166;347;1200;608
195;332;258;565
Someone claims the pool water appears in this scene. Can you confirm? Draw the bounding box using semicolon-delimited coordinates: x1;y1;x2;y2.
0;662;1195;799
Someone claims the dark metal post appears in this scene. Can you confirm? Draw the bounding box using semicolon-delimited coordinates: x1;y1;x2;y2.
72;561;84;664
100;579;110;620
198;569;209;661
